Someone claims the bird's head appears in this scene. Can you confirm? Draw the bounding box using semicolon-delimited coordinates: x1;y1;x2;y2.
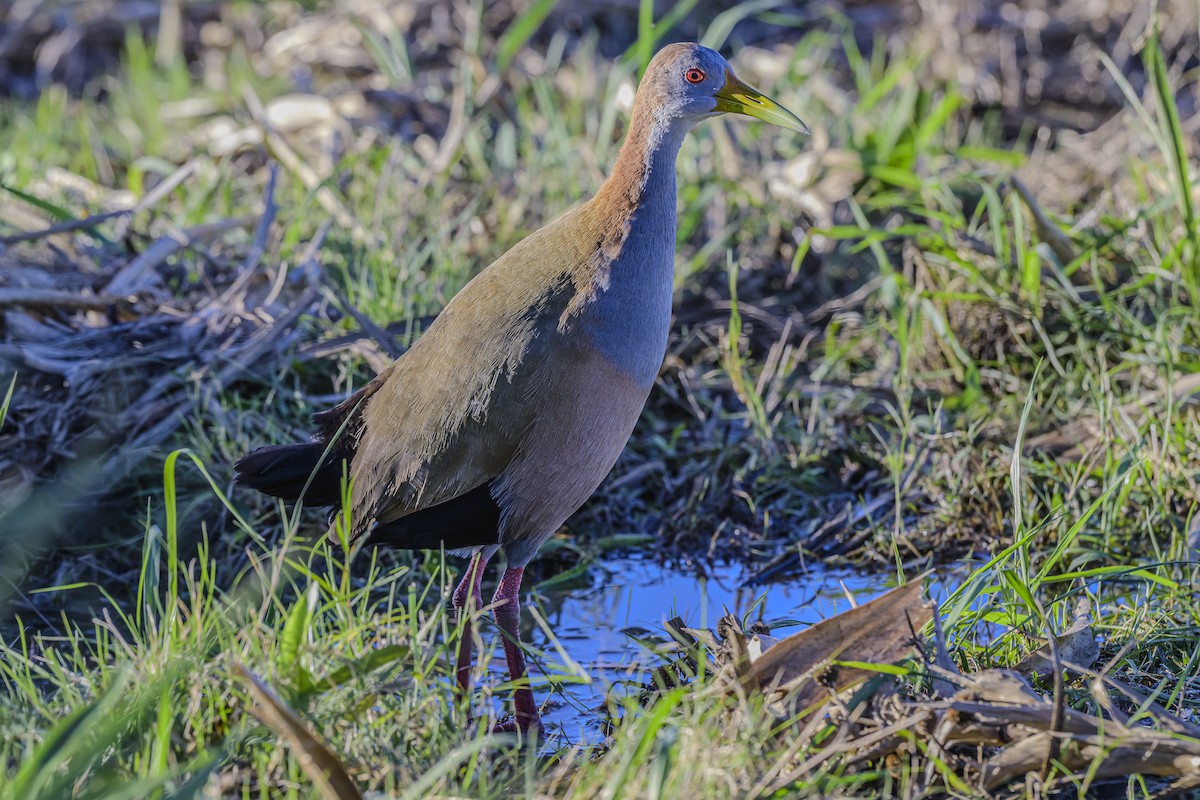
640;43;808;135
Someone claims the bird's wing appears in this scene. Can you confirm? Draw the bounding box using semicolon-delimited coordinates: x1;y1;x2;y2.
335;205;598;543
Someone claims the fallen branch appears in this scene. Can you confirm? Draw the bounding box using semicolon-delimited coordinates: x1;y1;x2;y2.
104;214;258;298
0;288;130;311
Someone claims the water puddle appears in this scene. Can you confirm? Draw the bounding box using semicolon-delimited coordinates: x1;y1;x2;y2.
495;552;897;739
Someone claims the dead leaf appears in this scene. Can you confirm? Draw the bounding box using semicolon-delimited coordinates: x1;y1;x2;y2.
236;663;363;800
748;576;933;713
928;599;961;698
715;612;758;695
1011;176;1078;266
1015;607;1099;678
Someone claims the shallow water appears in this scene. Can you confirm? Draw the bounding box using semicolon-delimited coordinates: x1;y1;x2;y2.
480;552;897;740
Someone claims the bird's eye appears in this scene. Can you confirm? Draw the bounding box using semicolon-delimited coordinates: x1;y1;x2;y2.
685;68;706;84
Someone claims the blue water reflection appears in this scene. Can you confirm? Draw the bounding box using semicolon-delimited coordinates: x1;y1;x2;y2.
483;552;898;739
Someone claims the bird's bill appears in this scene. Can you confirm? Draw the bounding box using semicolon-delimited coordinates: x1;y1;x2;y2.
713;70;809;135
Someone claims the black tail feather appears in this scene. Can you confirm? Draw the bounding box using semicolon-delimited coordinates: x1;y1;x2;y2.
237;434;502;553
234;442;346;506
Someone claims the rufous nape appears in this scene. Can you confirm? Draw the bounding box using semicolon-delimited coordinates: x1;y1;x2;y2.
236;42;807;735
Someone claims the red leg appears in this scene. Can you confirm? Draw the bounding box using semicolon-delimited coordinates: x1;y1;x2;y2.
452;550;488;694
491;566;542;734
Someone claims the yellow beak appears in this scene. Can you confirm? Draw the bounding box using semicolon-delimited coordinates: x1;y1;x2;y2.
713;69;809;135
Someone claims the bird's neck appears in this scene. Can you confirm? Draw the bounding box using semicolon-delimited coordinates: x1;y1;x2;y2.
566;105;685;387
593;104;688;237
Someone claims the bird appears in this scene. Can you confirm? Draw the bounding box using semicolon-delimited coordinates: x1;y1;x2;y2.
235;42;807;735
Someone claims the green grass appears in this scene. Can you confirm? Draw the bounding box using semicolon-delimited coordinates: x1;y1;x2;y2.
1;2;1199;797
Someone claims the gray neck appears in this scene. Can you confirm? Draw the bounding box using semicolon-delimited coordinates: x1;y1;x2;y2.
577;116;692;386
637;115;690;218
628;122;686;250
639;111;696;215
613;112;692;264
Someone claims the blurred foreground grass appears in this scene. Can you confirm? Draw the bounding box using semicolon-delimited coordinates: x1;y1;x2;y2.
1;1;1199;797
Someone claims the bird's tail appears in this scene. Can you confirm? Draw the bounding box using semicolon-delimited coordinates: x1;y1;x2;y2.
234;442;346;506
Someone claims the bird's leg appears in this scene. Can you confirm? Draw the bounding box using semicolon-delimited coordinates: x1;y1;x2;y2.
452;550;489;695
491;566;541;734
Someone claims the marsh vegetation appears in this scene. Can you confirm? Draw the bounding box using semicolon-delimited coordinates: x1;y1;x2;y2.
1;1;1199;797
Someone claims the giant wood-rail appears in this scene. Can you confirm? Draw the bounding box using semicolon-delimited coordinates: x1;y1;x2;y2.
236;42;807;734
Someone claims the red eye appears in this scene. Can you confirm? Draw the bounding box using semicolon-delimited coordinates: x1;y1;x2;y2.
685;68;706;84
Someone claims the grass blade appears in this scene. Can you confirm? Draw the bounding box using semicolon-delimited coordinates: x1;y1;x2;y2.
0;183;76;223
1145;30;1198;286
497;0;560;72
701;0;787;50
6;672;133;800
0;373;14;429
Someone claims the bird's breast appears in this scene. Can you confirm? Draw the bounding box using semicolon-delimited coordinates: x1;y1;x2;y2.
569;220;676;388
